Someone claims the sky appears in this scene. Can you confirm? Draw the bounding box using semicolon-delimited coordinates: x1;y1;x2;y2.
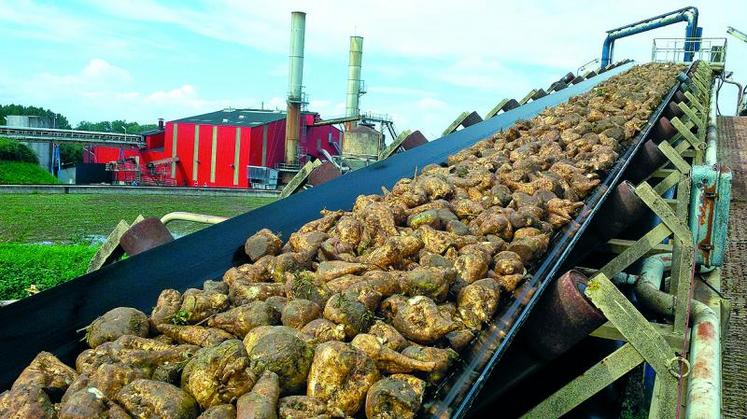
0;0;745;140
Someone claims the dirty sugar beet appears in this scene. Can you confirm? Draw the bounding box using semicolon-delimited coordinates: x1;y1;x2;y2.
0;63;682;418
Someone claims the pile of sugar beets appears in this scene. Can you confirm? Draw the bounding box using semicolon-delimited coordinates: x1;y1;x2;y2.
0;63;683;419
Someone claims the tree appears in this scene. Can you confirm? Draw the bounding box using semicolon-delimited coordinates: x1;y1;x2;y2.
76;120;158;134
59;144;84;166
1;104;158;165
0;104;70;129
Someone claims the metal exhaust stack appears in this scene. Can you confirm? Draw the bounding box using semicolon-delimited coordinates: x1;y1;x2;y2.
285;11;306;164
345;36;364;129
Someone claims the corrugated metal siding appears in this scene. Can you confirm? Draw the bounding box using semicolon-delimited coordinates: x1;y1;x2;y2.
196;124;214;186
89;116;342;189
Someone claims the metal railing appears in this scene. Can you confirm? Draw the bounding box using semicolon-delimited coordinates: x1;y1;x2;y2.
652;37;727;68
0;125;145;146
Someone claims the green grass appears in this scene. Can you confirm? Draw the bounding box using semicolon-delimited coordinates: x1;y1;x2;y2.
0;193;276;243
0;161;60;185
0;243;98;300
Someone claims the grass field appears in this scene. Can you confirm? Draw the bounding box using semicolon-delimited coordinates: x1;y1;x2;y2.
0;161;60;185
0;193;276;243
0;243;98;300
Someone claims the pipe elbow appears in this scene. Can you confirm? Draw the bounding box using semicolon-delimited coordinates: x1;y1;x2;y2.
601;37;614;67
639;253;672;285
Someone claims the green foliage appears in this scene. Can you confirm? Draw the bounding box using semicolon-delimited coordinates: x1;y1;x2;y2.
0;161;59;185
0;137;38;163
76;120;159;134
171;309;190;325
0;104;70;129
60;143;84;165
0;243;98;300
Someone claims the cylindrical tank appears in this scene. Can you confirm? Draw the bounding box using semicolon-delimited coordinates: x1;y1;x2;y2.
5;115;30;127
342;125;382;158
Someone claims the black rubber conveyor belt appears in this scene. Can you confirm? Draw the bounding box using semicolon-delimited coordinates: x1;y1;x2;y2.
0;63;634;390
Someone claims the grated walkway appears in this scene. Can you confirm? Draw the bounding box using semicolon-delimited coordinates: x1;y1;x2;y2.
717;116;747;418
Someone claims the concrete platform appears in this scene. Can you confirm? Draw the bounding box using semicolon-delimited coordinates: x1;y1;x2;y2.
717;116;747;418
0;184;280;197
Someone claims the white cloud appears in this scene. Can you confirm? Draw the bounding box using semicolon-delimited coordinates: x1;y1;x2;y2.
367;86;435;97
3;0;747;137
81;59;132;82
0;59;257;123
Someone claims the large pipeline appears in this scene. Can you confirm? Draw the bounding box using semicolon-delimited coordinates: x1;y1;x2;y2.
601;7;699;68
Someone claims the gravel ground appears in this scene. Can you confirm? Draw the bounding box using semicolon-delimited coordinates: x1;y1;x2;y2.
717;116;747;418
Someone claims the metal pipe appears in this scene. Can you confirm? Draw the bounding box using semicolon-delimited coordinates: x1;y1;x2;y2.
601;7;699;67
345;36;364;126
160;212;228;226
719;78;744;116
634;254;676;316
685;271;722;419
705;124;718;165
616;254;722;417
285;11;306;163
706;77;719;165
319;148;343;171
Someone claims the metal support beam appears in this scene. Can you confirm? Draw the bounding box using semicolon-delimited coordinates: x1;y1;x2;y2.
522;344;643;418
585;272;678;378
591;321;685;348
442;111;483;136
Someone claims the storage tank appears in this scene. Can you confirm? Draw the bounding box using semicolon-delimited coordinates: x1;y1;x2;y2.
5;115;51;128
342;124;382;158
5;115;52;171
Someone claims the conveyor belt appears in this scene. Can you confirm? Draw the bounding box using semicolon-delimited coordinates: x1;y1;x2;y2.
0;125;145;146
0;63;635;392
426;64;685;418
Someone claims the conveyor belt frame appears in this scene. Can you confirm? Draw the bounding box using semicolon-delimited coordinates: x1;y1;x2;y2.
523;62;715;419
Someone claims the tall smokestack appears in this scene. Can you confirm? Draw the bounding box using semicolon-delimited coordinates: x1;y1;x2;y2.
345;36;364;128
285;11;306;164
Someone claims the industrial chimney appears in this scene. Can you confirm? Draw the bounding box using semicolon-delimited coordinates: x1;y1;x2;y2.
345;36;364;128
285;11;306;164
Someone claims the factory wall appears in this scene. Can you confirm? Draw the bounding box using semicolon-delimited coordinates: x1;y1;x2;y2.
89;116;341;189
165;120;291;188
300;114;342;159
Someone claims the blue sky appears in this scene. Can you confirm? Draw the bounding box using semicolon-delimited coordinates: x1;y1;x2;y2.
0;0;744;139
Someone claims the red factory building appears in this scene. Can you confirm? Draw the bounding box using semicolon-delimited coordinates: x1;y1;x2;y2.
87;108;342;188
